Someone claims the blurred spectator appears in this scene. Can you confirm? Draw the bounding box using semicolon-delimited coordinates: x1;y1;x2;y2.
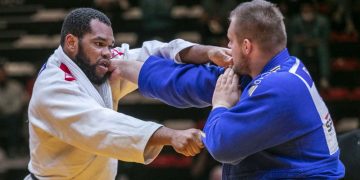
0;0;25;7
200;0;237;45
330;0;358;41
288;1;331;89
191;119;222;180
350;0;360;34
277;0;290;18
274;0;291;39
93;0;130;21
0;63;26;158
191;150;221;180
209;165;222;180
139;0;175;42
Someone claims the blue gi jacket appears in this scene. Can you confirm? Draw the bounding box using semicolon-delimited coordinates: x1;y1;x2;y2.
138;49;345;179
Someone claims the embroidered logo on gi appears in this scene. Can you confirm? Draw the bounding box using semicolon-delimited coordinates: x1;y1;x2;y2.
324;113;334;133
270;65;281;72
323;112;338;155
248;85;258;96
60;63;76;81
248;65;281;96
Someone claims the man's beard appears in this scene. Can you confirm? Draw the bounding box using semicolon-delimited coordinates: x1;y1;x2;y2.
234;53;250;76
74;43;110;85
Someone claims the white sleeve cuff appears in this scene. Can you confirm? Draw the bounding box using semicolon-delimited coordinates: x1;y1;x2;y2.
112;39;196;63
139;39;196;63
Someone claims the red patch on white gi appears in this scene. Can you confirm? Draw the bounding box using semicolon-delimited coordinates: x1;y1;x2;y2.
60;63;76;81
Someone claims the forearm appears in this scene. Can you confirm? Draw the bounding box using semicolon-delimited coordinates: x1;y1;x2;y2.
147;126;174;146
146;126;204;157
138;56;222;108
179;45;214;64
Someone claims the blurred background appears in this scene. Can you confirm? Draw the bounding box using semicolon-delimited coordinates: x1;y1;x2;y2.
0;0;359;179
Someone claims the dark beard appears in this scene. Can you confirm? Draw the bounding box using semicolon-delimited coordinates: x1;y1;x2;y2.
74;43;110;85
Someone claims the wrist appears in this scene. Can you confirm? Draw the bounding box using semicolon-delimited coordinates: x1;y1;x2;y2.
207;47;215;62
169;129;180;146
148;126;174;146
178;45;212;64
212;103;230;110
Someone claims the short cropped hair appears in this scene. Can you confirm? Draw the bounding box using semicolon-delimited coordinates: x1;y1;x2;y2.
60;8;111;46
230;0;286;52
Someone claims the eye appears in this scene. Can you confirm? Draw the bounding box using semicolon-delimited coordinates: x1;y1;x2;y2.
95;42;105;47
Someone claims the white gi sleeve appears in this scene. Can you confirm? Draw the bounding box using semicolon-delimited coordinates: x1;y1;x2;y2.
138;38;196;63
113;39;196;63
113;39;196;98
29;78;163;164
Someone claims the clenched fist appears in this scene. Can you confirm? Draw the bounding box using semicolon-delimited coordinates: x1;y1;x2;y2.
208;47;233;67
170;129;204;156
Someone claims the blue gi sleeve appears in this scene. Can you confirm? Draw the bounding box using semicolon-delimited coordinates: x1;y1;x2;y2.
138;56;224;108
203;73;322;164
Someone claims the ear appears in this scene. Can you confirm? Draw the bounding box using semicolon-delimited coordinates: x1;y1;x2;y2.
242;39;252;55
64;34;79;54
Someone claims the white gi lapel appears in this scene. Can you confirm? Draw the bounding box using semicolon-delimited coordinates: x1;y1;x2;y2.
53;46;113;109
96;82;113;109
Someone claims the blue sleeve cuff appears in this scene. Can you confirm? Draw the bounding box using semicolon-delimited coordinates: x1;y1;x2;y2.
207;107;228;122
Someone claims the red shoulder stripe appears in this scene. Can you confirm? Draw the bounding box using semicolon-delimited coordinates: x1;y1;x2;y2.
60;63;76;81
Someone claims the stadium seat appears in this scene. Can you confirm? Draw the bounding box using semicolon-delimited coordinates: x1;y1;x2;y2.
338;130;360;180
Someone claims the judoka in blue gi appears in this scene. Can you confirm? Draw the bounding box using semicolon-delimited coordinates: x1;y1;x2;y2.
110;0;345;179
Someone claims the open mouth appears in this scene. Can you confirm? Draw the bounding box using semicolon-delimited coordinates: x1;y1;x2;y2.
99;59;110;68
98;59;110;72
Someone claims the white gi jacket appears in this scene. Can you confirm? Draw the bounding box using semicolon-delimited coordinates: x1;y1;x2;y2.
26;39;194;180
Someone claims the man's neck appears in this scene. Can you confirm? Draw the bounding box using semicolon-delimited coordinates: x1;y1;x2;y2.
249;54;272;78
249;48;284;78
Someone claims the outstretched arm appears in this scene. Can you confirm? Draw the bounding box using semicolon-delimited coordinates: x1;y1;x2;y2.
110;55;224;108
112;39;233;66
146;126;204;157
110;39;231;105
179;45;233;67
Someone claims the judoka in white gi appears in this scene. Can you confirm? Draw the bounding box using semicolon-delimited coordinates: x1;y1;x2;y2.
25;8;227;179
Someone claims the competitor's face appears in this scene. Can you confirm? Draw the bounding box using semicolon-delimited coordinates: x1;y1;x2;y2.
74;19;115;85
227;20;250;75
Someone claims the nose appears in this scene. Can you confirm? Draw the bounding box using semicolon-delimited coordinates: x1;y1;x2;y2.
102;47;111;59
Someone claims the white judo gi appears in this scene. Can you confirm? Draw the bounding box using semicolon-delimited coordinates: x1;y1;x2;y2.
25;39;194;180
